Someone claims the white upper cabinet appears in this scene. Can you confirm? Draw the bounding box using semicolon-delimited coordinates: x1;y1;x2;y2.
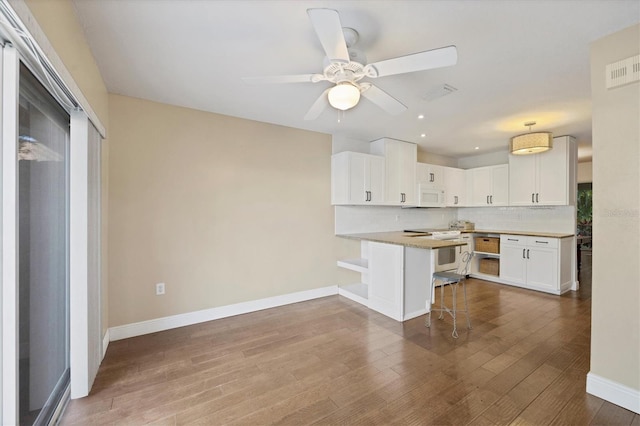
370;138;417;206
443;166;466;206
468;164;509;206
509;136;576;206
416;162;443;186
331;151;385;205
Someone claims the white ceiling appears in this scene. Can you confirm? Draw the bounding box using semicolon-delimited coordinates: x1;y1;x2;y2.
71;0;640;161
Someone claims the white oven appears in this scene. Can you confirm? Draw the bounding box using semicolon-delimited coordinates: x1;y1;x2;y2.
431;231;471;272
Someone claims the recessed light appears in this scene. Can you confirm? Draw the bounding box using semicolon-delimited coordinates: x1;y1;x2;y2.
421;133;426;138
418;114;424;119
475;146;480;150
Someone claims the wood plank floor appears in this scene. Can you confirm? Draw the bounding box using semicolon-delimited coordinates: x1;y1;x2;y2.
61;253;639;425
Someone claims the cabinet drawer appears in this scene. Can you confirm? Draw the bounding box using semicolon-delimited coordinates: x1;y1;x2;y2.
500;234;559;249
526;236;558;248
500;235;526;246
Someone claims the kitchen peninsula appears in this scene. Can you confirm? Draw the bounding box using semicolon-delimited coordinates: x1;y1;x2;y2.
336;231;468;322
337;229;576;322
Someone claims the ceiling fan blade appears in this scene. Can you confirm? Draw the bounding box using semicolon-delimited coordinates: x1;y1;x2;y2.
304;88;331;120
360;83;407;115
242;74;318;84
368;45;458;78
307;8;350;63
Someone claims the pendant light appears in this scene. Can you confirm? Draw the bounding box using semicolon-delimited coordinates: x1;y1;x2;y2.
510;121;553;155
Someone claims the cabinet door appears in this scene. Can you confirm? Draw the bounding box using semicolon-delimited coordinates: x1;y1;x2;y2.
444;167;466;206
399;143;417;204
368;242;404;321
536;139;568;205
348;153;368;204
509;154;537;206
491;165;509;206
416;163;443;185
367;155;385;204
383;140;402;204
416;163;431;184
499;245;527;284
470;167;492;206
525;247;558;292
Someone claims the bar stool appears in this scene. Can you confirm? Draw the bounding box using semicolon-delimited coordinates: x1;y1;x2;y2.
426;251;474;338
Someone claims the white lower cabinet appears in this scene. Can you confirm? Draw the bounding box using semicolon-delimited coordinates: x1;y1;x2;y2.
368;242;405;320
337;241;433;321
498;235;572;294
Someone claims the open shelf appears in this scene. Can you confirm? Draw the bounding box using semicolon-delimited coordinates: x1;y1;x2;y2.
337;258;368;274
474;251;500;258
338;283;368;306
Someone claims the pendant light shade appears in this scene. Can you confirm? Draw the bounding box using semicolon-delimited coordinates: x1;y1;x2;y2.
510;122;553;155
328;82;360;111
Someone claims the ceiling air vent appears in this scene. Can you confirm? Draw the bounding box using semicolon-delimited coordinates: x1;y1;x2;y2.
605;54;640;89
422;84;458;102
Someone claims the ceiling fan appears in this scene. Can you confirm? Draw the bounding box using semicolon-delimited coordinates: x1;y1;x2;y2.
242;8;458;120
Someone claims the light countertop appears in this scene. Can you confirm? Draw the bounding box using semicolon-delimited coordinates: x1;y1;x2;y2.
468;229;574;238
337;229;575;249
336;232;468;249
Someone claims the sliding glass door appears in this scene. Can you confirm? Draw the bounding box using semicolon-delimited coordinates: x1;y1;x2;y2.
18;63;70;425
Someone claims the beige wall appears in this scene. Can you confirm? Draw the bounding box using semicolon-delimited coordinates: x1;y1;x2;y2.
590;24;639;393
577;161;593;184
19;0;109;129
108;94;354;327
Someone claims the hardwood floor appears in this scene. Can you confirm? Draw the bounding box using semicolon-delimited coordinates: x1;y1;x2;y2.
61;253;639;425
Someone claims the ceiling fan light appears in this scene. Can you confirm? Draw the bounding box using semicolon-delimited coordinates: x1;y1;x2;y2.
328;82;360;111
510;132;553;155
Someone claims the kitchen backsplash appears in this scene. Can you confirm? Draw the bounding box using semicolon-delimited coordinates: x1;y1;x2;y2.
459;206;576;234
335;206;457;234
335;205;576;235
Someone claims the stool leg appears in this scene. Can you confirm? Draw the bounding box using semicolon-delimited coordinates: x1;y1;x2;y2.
451;282;458;338
438;281;445;320
462;279;472;330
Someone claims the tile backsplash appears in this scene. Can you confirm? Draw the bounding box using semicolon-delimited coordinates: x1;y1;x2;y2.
335;205;576;235
335;205;457;234
458;206;576;234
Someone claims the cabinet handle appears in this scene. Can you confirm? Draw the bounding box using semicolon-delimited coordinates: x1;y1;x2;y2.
490;195;493;204
366;191;371;202
431;173;435;182
532;193;535;203
527;249;530;259
401;193;406;203
508;238;518;241
454;195;458;205
535;240;549;244
536;193;539;203
522;248;526;258
486;195;490;204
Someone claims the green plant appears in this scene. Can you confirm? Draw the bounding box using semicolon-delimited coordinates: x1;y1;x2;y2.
577;188;592;247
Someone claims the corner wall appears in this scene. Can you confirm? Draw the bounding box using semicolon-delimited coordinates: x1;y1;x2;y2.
588;23;640;413
108;94;351;327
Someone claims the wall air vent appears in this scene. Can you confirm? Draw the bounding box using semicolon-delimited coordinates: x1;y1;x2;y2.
605;54;640;89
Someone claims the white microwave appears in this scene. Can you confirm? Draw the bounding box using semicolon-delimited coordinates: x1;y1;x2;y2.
417;184;446;207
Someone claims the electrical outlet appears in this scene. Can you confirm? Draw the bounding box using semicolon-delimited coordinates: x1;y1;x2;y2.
156;282;165;295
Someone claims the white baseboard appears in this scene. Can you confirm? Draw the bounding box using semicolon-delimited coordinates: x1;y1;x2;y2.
403;308;428;321
108;285;338;341
102;329;109;359
587;372;640;414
